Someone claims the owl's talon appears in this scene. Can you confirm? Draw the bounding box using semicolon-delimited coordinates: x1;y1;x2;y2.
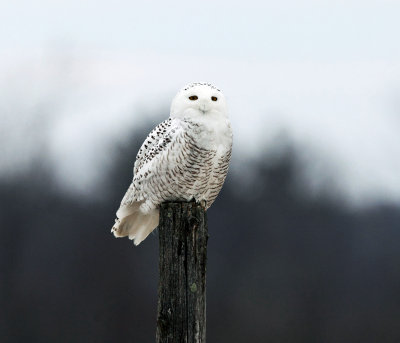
199;200;207;209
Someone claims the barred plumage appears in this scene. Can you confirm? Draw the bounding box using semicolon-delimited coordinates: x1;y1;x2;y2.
111;83;233;245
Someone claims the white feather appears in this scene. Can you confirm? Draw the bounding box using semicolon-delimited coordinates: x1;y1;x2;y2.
112;202;159;246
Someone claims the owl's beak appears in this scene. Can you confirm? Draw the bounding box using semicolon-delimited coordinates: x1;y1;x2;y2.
199;102;209;114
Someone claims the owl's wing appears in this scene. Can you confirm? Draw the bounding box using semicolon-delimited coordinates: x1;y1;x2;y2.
119;118;184;209
133;118;174;176
113;118;186;244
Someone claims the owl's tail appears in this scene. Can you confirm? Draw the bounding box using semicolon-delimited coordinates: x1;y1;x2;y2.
111;202;159;246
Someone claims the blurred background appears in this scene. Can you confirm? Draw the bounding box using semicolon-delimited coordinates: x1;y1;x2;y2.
1;1;400;342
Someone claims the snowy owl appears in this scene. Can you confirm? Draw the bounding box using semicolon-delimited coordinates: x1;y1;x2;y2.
111;82;233;245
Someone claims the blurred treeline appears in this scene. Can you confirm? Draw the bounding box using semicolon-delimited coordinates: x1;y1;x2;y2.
1;124;400;343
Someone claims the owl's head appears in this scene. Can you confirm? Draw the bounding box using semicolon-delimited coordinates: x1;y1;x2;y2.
170;83;228;120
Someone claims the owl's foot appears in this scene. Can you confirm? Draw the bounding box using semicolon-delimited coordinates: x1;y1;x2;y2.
195;199;207;210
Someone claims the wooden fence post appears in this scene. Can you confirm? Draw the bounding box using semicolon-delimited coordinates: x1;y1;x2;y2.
156;201;208;343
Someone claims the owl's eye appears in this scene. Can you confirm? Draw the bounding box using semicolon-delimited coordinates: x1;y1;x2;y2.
211;96;218;101
188;95;198;101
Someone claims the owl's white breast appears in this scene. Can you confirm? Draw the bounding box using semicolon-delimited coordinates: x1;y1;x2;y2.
186;112;232;152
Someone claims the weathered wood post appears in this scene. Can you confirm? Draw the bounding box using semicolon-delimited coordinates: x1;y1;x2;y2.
156;201;208;343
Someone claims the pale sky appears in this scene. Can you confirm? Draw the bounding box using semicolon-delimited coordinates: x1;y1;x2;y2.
1;0;400;205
